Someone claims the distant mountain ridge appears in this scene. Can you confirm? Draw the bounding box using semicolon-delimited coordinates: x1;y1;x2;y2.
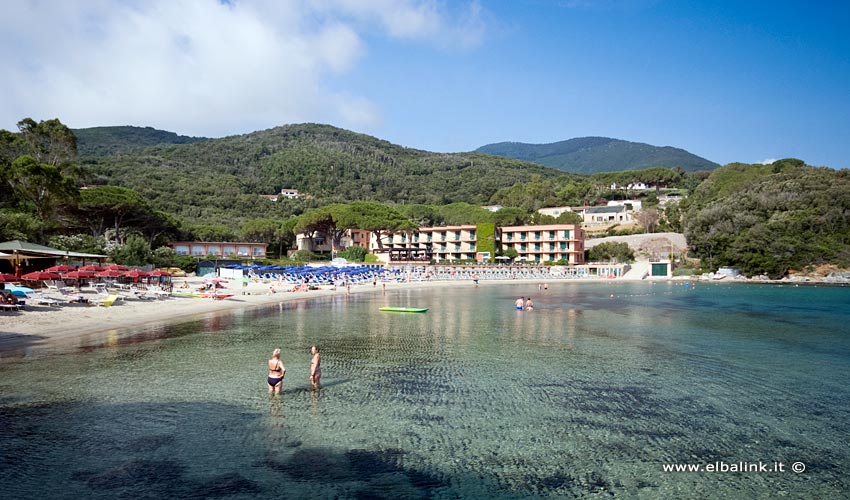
73;126;208;157
476;136;719;174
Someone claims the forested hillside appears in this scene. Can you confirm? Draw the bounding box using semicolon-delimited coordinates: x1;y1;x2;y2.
477;136;719;174
4;118;847;278
81;123;561;226
683;159;850;278
74;126;207;157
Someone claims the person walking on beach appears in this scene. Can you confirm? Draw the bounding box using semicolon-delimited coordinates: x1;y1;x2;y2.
515;297;524;310
310;346;322;388
268;348;286;395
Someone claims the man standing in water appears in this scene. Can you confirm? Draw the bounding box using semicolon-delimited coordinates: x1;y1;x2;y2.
310;345;321;389
268;348;286;395
515;297;524;310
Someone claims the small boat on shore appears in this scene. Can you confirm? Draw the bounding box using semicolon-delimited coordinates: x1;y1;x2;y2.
379;306;429;313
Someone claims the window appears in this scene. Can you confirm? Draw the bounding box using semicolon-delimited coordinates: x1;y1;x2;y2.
506;233;513;241
253;247;264;256
534;243;540;251
223;246;236;256
549;231;555;240
469;231;475;240
534;231;541;240
175;245;189;256
191;245;206;256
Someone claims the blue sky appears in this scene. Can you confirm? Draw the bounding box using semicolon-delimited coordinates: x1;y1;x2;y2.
2;0;848;168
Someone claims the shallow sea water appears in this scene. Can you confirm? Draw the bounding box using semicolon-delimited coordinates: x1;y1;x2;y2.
1;282;849;499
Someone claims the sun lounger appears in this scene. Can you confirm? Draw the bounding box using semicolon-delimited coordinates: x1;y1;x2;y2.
90;294;118;307
25;292;62;306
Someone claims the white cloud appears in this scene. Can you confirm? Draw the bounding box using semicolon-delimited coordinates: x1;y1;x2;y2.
0;0;486;137
758;158;779;165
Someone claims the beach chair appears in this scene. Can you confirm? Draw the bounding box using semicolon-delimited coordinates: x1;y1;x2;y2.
25;291;62;307
91;294;118;307
59;288;88;303
145;285;171;298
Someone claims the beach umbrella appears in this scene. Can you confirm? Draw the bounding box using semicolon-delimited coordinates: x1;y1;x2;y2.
64;270;96;279
45;264;75;272
22;271;61;281
0;273;19;282
95;270;123;278
105;264;129;271
78;264;104;272
123;269;149;278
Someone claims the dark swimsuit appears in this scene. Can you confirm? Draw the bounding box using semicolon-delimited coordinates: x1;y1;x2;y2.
268;361;283;386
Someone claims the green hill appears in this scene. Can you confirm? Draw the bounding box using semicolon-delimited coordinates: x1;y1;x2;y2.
476;136;719;174
81;123;564;226
74;126;208;157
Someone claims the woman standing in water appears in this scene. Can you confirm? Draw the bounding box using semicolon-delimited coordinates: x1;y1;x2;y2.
310;346;321;388
268;348;286;395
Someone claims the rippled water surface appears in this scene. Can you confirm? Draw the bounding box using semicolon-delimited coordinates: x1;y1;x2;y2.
1;282;849;499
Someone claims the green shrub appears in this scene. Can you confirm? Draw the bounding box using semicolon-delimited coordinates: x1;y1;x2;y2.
291;250;319;262
338;246;367;262
364;253;380;263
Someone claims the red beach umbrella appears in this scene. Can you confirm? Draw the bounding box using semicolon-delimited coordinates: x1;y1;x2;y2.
123;269;149;278
105;264;129;271
0;273;19;283
95;270;123;278
64;270;96;279
45;265;75;272
21;271;61;281
78;265;104;272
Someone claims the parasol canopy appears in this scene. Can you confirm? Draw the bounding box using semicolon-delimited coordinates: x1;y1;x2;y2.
64;270;96;279
45;264;75;272
0;273;19;282
21;271;61;281
95;270;123;278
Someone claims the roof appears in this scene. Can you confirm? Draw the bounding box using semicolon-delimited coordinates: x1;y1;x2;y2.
585;206;626;214
0;240;107;259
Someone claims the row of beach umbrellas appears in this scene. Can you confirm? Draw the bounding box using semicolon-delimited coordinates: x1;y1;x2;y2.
0;267;172;283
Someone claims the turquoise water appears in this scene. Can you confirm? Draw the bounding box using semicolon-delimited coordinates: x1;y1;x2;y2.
1;282;849;499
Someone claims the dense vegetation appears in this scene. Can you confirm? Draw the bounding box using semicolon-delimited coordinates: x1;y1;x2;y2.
74;126;208;157
79;123;565;228
477;136;719;174
683;159;850;278
3;119;847;277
